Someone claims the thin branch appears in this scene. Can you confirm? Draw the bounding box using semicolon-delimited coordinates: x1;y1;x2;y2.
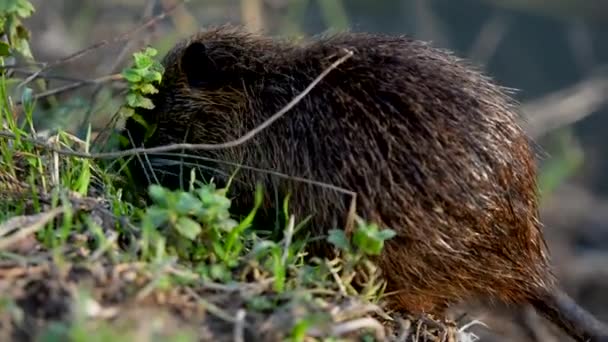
83;0;159;133
468;13;509;65
234;309;247;342
241;0;265;33
523;68;608;138
17;0;187;88
183;287;244;324
7;69;95;83
308;317;386;340
0;207;65;250
146;153;355;202
566;19;597;75
15;74;123;104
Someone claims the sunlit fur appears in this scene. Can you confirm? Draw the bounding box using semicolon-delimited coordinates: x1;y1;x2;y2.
123;25;608;341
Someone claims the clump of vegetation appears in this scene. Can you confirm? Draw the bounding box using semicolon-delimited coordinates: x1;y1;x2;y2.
0;2;485;342
119;47;164;142
0;0;35;59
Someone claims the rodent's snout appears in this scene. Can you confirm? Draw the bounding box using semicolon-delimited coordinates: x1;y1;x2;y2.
121;108;158;150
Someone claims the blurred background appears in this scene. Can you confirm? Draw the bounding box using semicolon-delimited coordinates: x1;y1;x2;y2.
21;0;608;340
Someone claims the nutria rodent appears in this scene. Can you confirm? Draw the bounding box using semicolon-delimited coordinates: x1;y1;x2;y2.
121;25;608;342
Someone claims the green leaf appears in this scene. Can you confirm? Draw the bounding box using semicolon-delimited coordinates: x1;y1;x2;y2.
271;247;285;293
174;192;203;216
224;185;262;255
15;0;35;17
150;64;165;78
247;296;275;311
148;185;168;205
129;112;149;127
353;230;383;255
250;240;279;259
142;70;162;83
290;319;311;342
138;83;159;95
175;217;202;240
376;229;397;241
212;240;228;260
0;42;10;56
134;54;153;69
143;47;158;57
351;222;395;256
118;106;135;119
138;96;154;109
327;229;350;251
0;0;19;13
125;92;154;109
209;263;230;282
126;93;139;108
144;123;157;140
20;86;33;109
145;207;170;228
121;68;142;83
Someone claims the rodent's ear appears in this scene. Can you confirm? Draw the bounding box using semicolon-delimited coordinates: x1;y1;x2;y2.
180;42;213;87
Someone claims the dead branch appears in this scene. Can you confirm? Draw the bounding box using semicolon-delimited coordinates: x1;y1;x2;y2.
17;0;187;89
523;67;608;138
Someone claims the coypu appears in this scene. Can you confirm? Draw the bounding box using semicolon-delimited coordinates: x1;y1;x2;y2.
121;26;608;341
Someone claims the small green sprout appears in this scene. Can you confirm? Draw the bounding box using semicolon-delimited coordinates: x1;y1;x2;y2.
119;47;165;142
328;217;396;256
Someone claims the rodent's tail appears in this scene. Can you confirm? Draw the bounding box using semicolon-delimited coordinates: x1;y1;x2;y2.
530;288;608;342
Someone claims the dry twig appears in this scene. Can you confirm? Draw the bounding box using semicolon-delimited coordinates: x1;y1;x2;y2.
523;70;608;137
0;207;65;250
17;0;187;88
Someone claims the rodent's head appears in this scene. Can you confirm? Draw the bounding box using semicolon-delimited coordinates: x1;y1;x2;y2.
120;27;280;190
123;27;278;149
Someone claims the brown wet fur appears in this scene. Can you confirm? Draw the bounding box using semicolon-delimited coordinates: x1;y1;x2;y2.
122;25;608;342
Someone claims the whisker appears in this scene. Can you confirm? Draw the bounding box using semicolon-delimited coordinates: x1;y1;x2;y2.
148;152;359;234
148;152;356;198
178;126;192;193
124;130;156;186
148;157;250;189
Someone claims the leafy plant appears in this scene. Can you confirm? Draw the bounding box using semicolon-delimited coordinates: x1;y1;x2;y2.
119;47;165;141
139;182;264;281
0;0;35;59
328;217;396;257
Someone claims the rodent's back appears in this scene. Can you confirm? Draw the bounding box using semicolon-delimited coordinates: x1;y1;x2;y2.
123;26;608;341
